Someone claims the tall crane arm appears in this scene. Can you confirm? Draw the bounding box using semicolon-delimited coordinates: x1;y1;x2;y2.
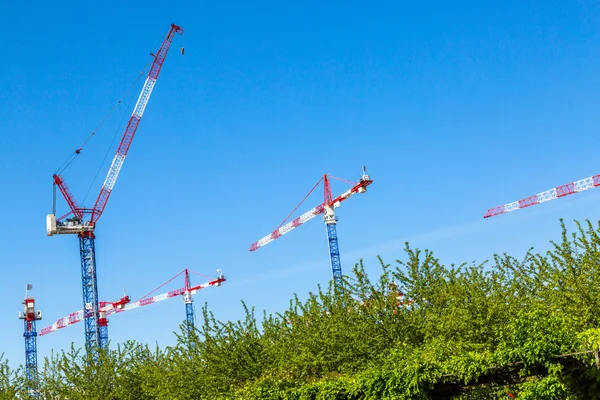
484;173;600;218
90;23;184;224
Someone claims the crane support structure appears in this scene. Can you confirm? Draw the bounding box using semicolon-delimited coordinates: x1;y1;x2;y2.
183;269;195;333
46;23;183;354
484;173;600;218
19;286;42;398
326;223;342;286
323;175;343;286
250;167;372;286
79;235;102;350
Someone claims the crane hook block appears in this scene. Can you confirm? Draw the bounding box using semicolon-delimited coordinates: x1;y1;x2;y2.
180;46;185;56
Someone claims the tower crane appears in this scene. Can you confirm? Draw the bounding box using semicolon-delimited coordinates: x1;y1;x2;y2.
39;269;225;337
483;173;600;218
249;167;372;286
19;284;42;398
46;23;183;353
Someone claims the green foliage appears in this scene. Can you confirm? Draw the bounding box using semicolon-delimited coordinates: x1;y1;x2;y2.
3;219;600;398
515;375;567;400
0;354;21;400
494;309;576;370
34;341;159;399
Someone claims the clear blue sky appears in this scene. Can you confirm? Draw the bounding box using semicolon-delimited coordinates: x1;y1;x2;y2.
2;0;600;368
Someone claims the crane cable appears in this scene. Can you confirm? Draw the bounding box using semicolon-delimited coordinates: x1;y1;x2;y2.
135;269;187;302
54;64;150;176
54;29;184;208
81;101;132;206
189;270;214;280
275;176;324;230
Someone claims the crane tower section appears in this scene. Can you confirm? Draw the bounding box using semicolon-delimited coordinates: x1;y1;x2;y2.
20;285;42;398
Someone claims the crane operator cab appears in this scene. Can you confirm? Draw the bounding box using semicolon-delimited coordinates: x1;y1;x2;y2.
46;214;95;236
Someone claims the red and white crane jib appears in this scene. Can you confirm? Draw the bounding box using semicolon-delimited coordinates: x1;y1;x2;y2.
39;295;130;336
249;177;373;251
90;23;184;224
39;310;83;336
484;173;600;218
249;204;326;251
107;275;225;316
39;272;225;337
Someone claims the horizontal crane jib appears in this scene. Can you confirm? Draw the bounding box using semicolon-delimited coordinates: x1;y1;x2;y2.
483;173;600;218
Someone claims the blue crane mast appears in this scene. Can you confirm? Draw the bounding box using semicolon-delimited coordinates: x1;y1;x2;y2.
19;284;42;398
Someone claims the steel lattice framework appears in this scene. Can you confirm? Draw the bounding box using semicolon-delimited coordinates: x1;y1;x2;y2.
484;173;600;218
20;291;42;398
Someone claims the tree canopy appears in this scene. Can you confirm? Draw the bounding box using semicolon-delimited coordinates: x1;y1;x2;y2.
3;219;600;399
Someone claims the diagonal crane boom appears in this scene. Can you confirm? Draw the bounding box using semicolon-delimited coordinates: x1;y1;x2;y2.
90;30;179;224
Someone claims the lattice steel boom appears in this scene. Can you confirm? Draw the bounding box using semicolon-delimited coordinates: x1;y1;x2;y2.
484;173;600;218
